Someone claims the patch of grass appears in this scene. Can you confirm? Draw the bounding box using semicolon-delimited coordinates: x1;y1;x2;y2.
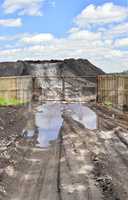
0;97;27;106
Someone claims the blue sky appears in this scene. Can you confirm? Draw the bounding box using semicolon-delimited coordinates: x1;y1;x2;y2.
0;0;128;72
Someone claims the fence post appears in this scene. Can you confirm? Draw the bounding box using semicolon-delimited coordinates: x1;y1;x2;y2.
96;76;99;103
62;77;65;101
32;77;36;101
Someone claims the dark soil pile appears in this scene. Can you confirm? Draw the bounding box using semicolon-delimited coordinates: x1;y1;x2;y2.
60;59;104;77
0;59;105;77
0;62;25;77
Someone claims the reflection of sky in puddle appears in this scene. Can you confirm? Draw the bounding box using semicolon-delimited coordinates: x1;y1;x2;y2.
35;103;63;147
66;104;97;130
26;130;35;137
25;103;97;148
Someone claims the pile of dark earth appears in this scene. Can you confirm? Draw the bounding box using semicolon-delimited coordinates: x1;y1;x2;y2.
0;58;105;79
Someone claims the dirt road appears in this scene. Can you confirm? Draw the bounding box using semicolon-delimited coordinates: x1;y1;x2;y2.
0;103;128;200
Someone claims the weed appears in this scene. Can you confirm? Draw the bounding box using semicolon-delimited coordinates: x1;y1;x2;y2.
0;97;28;106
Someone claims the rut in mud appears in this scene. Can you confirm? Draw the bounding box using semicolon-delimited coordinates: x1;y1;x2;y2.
0;102;128;200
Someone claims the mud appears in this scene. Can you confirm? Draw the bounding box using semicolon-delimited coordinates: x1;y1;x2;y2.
0;102;128;200
0;106;28;199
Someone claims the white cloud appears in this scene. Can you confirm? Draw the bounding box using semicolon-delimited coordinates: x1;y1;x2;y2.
75;2;128;28
115;38;128;47
0;36;7;41
0;27;127;72
68;30;101;41
3;0;44;16
0;39;127;73
0;39;127;72
21;33;54;44
0;18;22;27
0;30;127;72
108;22;128;36
0;2;128;73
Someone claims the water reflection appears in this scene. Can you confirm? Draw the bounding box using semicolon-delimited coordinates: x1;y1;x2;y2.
63;103;97;130
36;104;63;147
24;103;97;148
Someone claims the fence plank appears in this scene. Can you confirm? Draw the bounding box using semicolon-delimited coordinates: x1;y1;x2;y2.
97;75;128;111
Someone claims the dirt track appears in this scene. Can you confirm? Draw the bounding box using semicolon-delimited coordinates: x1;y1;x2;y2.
0;103;128;200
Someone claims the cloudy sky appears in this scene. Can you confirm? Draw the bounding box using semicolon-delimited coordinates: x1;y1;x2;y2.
0;0;128;72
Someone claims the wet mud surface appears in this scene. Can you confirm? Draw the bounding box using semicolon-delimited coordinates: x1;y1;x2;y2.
0;102;128;200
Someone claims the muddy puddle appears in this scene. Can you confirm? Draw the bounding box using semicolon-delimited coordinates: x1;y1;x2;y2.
24;103;97;148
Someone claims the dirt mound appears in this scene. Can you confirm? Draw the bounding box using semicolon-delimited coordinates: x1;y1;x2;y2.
0;59;105;77
0;62;25;77
60;58;105;77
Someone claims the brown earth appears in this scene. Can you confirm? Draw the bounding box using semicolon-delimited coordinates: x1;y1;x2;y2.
0;103;128;200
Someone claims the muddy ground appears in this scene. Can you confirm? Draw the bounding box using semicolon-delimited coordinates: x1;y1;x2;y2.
0;102;128;200
0;106;28;199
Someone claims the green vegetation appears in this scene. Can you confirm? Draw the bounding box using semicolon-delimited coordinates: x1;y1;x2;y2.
0;97;27;106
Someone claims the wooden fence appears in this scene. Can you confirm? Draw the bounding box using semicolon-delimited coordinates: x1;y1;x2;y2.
0;76;33;103
97;75;128;111
0;75;97;104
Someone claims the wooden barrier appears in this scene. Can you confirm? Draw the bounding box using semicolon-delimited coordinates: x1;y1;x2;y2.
0;76;33;103
97;75;128;111
0;75;97;104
